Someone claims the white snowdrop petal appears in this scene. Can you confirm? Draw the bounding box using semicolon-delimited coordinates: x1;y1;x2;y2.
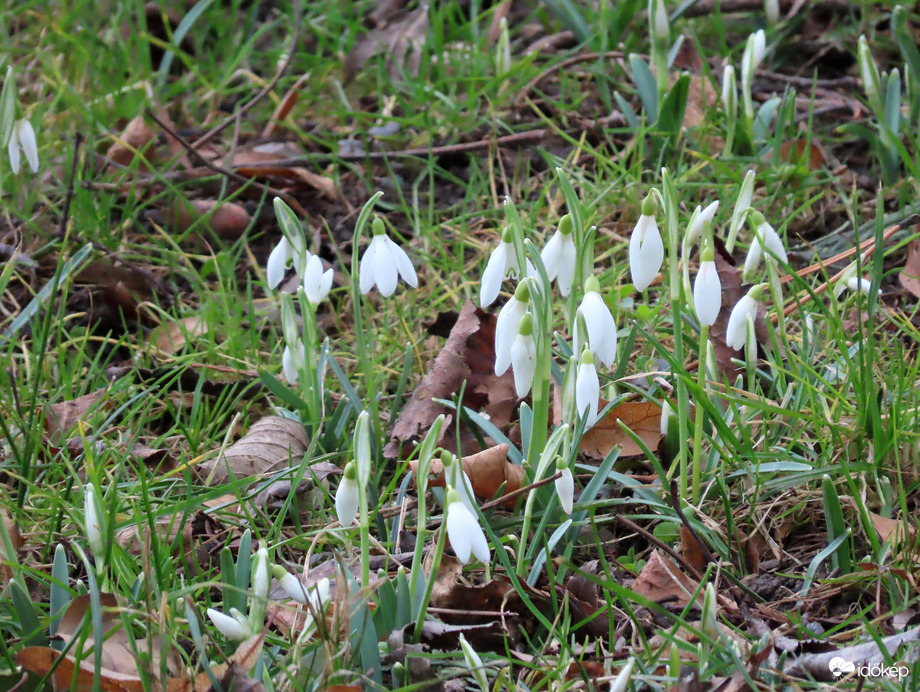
359;240;377;295
480;243;509;307
555;468;574;514
693;261;722;327
510;333;536;397
372;237;399;297
7;130;20;174
390;238;418;287
725;295;757;350
266;241;290;289
207;608;249;641
494;298;525;375
575;362;600;427
446;503;473;563
557;236;577;296
16;120;38;172
541;231;562;281
583;292;617;368
282;344;299;384
335;477;359;527
762;225;788;264
629;215;664;292
742;237;763;282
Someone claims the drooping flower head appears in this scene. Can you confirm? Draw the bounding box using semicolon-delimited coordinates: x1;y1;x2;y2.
301;255;333;305
629;194;664;293
510;312;537;398
686;200;720;247
693;244;722;327
7;119;38;174
335;461;359;527
725;284;766;351
742;211;787;282
741;30;766;93
575;346;600;428
207;607;252;641
573;276;617;368
445;487;490;564
481;227;523;307
359;216;418;297
495;280;531;376
541;214;577;296
555;457;574;515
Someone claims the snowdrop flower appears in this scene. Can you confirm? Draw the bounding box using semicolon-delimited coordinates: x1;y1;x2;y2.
270;198;310;288
741;30;766;92
459;634;489;692
335;462;360;527
609;658;635;692
701;582;720;640
510;312;537;398
541;214;577;296
629;195;664;292
207;608;252;641
693;246;721;326
765;0;780;24
725;284;765;350
302;255;333;304
7;119;38;174
495;281;531;376
359;217;418;297
845;276;878;296
555;458;574;515
686;200;720;247
573;277;617;368
575;347;600;428
445;487;490;564
353;410;372;489
481;227;523;307
84;483;105;561
721;65;736;113
858;36;882;110
650;0;669;41
274;566;330;613
295;577;332;642
660;399;680;465
282;341;305;384
742;211;786;282
252;546;270;604
266;237;295;289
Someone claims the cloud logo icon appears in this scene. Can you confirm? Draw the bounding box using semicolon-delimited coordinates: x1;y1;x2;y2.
829;657;855;677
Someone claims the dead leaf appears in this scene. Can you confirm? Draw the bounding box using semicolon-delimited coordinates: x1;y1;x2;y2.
386;301;518;458
150;314;208;355
899;239;920;298
106;115;156;169
410;443;524;502
43;389;108;444
232;142;337;199
198;416;310;485
870;512;917;547
631;550;704;607
778;139;828;171
680;525;707;575
1;510;23;587
558;393;661;459
207;662;267;692
344;4;429;83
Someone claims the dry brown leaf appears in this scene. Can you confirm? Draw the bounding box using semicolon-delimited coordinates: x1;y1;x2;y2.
631;550;703;607
576;398;661;459
106;115;156;169
386;301;518;458
344;4;429;83
899;239;920;298
232;142;337;199
680;525;707;575
150;315;208;355
409;444;524;502
18;633;264;692
44;389;108;444
870;512;917;547
777;139;828;171
198;416;309;485
1;509;23;587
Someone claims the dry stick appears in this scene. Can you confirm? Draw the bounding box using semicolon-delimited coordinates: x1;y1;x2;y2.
145;108;308;216
190;0;302;152
772;215;916;321
614;514;704;582
480;470;562;513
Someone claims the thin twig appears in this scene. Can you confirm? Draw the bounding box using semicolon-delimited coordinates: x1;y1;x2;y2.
59;133;83;237
615;514;703;581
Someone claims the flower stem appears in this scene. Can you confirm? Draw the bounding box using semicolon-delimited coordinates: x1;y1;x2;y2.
691;325;709;504
412;519;447;643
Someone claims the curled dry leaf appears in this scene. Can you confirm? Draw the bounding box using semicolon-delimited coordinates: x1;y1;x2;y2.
631;550;705;608
870;512;917;547
232;142;336;199
106;114;156;169
149;314;208;356
553;387;661;459
386;300;518;458
344;4;429;83
198;416;309;485
43;389;108;444
409;443;523;502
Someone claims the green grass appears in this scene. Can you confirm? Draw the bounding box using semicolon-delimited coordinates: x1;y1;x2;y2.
2;0;920;690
